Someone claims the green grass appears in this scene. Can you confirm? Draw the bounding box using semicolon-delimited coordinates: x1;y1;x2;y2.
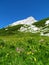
0;32;49;65
0;24;23;36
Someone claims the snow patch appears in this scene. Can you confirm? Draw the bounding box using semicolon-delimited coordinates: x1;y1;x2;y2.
19;25;39;33
45;20;49;25
5;28;8;30
10;16;37;26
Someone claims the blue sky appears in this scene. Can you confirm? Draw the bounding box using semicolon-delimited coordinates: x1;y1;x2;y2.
0;0;49;28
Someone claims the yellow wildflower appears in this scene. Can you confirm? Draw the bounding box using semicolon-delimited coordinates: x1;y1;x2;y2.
6;53;9;57
0;45;2;48
32;52;34;55
27;51;32;55
34;57;36;62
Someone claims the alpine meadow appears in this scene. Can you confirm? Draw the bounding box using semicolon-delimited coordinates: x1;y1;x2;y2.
0;16;49;65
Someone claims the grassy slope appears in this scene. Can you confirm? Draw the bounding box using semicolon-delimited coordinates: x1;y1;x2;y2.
0;32;49;65
0;24;23;35
0;18;49;65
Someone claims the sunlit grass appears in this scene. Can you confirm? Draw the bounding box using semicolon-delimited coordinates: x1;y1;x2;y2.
0;33;49;65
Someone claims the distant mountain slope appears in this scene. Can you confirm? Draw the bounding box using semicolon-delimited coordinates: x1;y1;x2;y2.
33;17;49;27
0;24;23;35
0;16;49;36
0;16;38;35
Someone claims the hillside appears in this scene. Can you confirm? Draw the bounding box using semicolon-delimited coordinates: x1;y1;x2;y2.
0;32;49;65
0;17;49;36
0;24;23;35
33;17;49;27
0;17;49;65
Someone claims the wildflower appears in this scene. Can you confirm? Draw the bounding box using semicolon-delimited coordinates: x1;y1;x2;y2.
16;47;24;53
39;39;44;43
32;52;34;55
6;53;9;57
0;45;2;48
27;51;32;55
33;57;36;62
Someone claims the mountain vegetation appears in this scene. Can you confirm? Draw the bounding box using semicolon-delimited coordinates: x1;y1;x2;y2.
33;17;49;27
0;24;23;35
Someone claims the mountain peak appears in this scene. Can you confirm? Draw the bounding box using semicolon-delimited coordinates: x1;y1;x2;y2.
26;16;35;20
10;16;37;26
